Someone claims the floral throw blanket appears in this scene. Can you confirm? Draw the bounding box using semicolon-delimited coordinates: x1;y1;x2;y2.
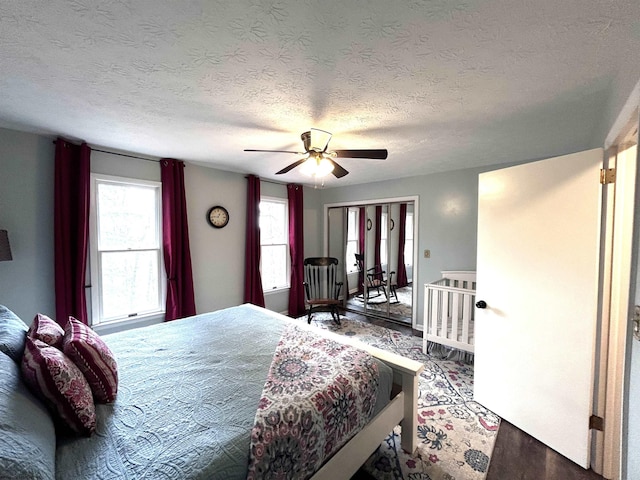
247;325;381;480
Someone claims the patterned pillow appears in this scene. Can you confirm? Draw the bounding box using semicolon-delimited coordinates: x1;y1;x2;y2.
62;316;118;404
28;313;64;349
21;337;96;436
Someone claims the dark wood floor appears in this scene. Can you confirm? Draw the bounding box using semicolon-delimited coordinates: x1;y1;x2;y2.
487;420;603;480
345;310;604;480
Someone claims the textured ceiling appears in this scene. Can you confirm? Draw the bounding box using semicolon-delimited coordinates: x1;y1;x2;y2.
1;0;639;186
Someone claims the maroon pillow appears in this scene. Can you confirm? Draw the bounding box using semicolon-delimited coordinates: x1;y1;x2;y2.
21;337;96;436
28;313;64;349
62;316;118;404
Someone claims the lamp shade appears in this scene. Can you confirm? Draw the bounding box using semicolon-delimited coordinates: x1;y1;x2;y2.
0;230;12;261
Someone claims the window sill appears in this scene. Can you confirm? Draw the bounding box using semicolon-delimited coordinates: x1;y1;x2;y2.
92;311;165;335
263;286;290;296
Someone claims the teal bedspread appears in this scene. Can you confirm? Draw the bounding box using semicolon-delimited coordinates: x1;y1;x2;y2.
55;304;391;480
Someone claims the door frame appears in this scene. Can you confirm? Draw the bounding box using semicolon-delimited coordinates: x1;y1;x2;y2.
597;80;640;478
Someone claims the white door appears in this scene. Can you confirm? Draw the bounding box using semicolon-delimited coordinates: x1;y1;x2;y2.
474;148;603;468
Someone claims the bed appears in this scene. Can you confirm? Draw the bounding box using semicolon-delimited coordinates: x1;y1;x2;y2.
0;303;423;480
423;271;477;356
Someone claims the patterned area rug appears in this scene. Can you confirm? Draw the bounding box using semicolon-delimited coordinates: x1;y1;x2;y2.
309;313;500;480
348;286;413;319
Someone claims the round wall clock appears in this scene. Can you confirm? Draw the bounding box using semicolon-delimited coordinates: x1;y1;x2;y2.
206;205;229;228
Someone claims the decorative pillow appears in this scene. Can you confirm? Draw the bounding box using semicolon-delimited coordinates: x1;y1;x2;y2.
28;313;64;349
21;337;96;436
0;304;28;363
0;352;56;480
62;316;118;404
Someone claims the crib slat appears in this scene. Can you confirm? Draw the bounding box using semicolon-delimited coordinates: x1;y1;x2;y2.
451;292;459;342
438;290;445;337
461;293;471;344
429;288;438;336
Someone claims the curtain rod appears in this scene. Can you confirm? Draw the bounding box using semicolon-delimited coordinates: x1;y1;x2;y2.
244;175;291;187
92;148;159;163
52;140;159;163
53;141;296;181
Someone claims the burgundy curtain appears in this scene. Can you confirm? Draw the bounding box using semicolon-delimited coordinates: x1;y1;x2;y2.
374;205;382;279
287;184;305;317
160;159;196;321
244;175;265;307
357;207;365;294
54;138;91;325
396;203;409;287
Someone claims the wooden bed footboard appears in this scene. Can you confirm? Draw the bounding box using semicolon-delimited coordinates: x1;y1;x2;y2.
307;326;424;480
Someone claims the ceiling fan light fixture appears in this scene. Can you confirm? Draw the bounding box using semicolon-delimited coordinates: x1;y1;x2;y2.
300;156;334;178
309;128;333;152
245;129;386;179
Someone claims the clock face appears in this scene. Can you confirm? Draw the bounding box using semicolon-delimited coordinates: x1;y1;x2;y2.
207;206;229;228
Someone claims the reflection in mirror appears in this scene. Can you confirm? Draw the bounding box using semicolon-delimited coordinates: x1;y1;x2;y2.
327;207;346;291
329;201;414;326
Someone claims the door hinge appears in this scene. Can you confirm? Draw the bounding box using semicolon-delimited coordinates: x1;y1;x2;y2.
600;168;616;184
590;414;604;431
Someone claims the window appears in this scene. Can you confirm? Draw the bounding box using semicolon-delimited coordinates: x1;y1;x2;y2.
404;212;414;267
90;174;164;325
260;197;290;291
346;208;359;273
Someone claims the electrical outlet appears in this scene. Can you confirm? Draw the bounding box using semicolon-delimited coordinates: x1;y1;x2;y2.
424;249;430;258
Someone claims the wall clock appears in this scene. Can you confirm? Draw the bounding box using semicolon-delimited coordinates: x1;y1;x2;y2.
206;206;229;229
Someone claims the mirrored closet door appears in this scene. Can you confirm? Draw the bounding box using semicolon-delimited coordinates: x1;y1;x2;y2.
326;197;417;327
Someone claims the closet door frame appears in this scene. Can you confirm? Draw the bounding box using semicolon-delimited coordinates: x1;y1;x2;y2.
324;195;419;328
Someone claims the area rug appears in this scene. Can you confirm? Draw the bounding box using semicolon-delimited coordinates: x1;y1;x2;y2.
308;312;500;480
348;286;414;319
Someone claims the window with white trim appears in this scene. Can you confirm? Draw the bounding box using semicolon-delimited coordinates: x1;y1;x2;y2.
89;174;165;325
260;197;290;291
346;208;359;273
404;212;414;267
380;212;388;265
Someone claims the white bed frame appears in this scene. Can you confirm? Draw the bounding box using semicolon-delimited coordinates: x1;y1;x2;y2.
243;304;424;479
310;325;424;479
422;271;477;354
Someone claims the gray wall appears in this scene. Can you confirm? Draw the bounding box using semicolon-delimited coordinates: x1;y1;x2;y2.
319;166;487;327
183;168;321;315
185;165;247;313
91;150;160;181
0;129;55;322
0;130;326;322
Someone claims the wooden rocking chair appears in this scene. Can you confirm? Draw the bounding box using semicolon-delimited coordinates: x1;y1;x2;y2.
303;257;343;325
355;253;397;301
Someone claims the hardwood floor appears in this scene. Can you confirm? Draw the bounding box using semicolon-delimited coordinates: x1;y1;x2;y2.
487;420;604;480
345;311;605;480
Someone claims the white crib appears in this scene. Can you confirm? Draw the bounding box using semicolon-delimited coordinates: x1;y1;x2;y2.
422;271;476;355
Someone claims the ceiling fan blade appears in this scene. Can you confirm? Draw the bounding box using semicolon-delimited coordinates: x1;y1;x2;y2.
275;158;308;175
333;149;388;159
244;149;302;154
329;159;349;178
310;128;332;152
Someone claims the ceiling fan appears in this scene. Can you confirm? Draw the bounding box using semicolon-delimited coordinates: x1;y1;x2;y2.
244;128;388;178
